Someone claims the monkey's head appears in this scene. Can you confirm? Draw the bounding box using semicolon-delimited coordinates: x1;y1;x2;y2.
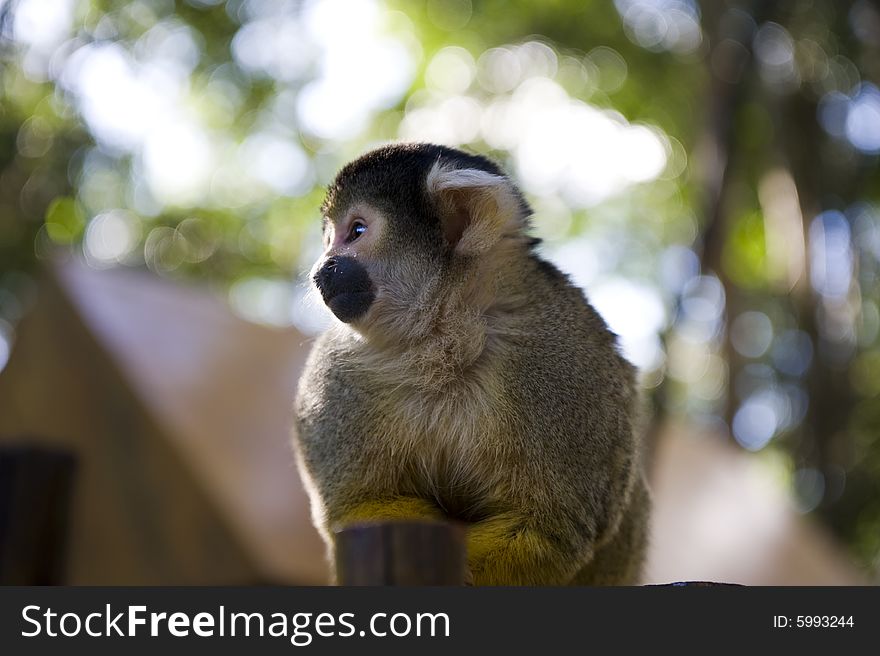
312;143;531;345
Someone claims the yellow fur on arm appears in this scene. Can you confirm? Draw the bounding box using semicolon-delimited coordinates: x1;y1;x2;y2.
332;496;446;529
467;514;588;586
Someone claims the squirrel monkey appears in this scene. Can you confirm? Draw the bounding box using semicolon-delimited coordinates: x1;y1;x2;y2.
293;143;650;585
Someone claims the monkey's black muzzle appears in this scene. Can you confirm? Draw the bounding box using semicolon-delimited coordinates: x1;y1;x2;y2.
314;256;375;323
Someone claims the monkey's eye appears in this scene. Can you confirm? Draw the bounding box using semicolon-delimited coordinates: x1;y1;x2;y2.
347;220;367;243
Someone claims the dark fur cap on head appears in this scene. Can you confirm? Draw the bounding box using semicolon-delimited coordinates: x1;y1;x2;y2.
321;143;532;248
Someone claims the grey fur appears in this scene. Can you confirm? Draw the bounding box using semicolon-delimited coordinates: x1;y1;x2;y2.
293;143;650;585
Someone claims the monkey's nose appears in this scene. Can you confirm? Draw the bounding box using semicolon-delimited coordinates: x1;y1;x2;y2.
313;256;372;301
313;257;338;293
312;255;375;323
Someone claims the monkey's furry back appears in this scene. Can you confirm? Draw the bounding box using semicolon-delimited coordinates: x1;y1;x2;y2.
293;143;650;585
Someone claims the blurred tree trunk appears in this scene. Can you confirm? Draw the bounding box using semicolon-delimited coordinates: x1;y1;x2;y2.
767;78;859;484
649;1;762;450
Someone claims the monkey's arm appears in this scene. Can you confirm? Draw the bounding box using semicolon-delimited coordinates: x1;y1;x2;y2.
466;511;596;586
465;326;643;585
466;472;649;586
331;496;446;527
465;426;638;586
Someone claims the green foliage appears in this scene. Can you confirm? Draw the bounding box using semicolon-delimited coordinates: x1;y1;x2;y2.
722;210;769;291
44;197;86;244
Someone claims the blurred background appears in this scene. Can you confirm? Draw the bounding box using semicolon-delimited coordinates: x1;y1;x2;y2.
0;0;877;585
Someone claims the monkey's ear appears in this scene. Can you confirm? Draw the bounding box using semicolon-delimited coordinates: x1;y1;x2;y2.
426;163;526;256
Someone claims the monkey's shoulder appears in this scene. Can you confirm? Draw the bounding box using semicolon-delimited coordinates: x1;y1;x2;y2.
516;252;632;364
487;252;638;417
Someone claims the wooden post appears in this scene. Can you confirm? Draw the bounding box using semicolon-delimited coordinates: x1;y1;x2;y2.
334;520;467;585
0;443;77;584
333;520;738;586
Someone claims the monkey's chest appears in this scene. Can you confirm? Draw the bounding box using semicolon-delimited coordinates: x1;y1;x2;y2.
386;391;506;520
